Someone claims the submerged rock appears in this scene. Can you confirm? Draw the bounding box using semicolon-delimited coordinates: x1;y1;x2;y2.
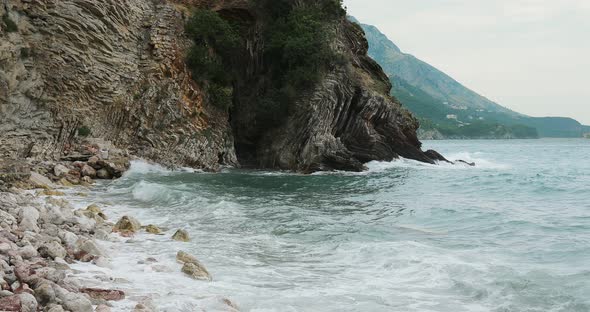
171;229;190;242
145;225;162;235
177;251;211;281
181;262;212;281
113;216;141;234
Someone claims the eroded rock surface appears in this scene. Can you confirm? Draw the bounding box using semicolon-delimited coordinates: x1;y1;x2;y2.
1;0;443;173
0;0;236;170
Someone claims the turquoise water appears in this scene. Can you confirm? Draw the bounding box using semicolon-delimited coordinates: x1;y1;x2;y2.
79;139;590;311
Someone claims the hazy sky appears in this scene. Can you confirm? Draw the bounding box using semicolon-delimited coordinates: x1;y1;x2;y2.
344;0;590;124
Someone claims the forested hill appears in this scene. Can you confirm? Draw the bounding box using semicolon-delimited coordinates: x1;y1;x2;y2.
352;17;589;139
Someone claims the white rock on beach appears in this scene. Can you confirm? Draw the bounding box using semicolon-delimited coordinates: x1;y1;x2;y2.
42;241;67;259
19;206;40;232
54;285;93;312
19;244;38;259
54;164;70;178
29;172;56;189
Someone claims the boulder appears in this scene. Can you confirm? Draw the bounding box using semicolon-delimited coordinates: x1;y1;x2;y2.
18;293;37;312
38;241;67;259
181;262;212;281
81;165;97;178
18;207;40;232
80;288;125;301
54;286;93;312
145;224;162;234
33;281;56;305
58;178;74;186
77;239;102;256
113;216;141;233
47;305;66;312
96;169;111;179
134;299;157;312
61;231;78;248
54;165;70;178
87;156;100;170
29;172;56;189
177;251;211;281
0;295;21;311
19;245;38;259
171;229;190;242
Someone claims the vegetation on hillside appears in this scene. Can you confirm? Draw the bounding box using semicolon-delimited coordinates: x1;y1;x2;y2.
185;0;346;129
185;10;242;110
253;0;345;127
2;14;17;32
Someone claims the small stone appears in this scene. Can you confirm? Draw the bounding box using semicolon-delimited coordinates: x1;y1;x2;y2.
19;206;40;232
34;282;56;305
171;229;190;242
47;305;66;312
0;295;21;311
145;224;162;234
113;216;141;233
176;251;198;265
62;231;78;248
78;239;102;256
95;304;112;312
181;262;212;281
86;204;102;214
59;178;74;187
81;165;97;178
88;156;100;169
39;241;67;259
55;286;93;312
96;169;111;179
81;176;94;184
92;257;112;269
29;172;56;189
54;165;70;178
133;298;157;312
80;288;125;301
0;290;13;298
19;245;38;259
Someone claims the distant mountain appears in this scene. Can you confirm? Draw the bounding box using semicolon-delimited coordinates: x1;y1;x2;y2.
352;17;589;138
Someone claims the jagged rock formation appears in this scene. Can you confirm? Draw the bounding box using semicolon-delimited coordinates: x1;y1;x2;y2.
230;3;438;171
1;0;442;172
0;0;236;170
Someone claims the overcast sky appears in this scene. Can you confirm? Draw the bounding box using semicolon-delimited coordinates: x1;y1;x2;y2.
344;0;590;124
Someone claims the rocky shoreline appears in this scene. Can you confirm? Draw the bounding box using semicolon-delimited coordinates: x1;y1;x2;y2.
0;146;225;311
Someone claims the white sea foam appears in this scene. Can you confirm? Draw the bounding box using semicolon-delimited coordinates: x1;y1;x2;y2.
363;151;510;173
125;159;170;175
61;140;590;312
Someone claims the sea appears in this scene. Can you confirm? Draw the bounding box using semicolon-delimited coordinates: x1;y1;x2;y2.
66;139;590;312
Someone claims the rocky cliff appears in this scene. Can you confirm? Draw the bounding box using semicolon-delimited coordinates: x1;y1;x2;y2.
1;0;443;172
0;0;236;170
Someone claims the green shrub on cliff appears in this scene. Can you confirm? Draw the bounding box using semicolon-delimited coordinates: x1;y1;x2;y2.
252;0;346;127
185;10;241;110
78;126;91;137
2;14;17;33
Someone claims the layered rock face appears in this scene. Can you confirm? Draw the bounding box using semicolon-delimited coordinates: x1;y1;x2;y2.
230;5;440;171
0;0;236;170
1;0;441;172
